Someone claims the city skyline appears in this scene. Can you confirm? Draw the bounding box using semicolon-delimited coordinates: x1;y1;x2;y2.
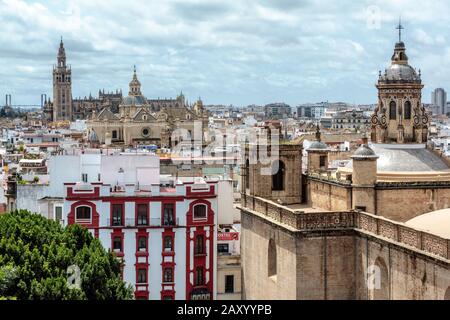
2;0;450;106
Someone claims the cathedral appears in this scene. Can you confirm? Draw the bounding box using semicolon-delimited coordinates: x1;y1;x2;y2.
239;25;450;300
43;38;208;139
86;67;208;147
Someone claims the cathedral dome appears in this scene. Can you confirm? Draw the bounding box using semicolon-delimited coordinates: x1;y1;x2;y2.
382;63;419;82
121;95;147;106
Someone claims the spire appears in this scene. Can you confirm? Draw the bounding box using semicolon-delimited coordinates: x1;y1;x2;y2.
57;36;66;68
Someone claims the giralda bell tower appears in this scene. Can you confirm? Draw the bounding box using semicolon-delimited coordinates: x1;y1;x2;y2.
52;37;73;121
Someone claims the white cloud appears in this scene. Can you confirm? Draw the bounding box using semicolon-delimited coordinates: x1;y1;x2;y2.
1;0;450;106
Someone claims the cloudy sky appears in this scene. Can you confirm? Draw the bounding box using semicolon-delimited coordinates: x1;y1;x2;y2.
0;0;449;107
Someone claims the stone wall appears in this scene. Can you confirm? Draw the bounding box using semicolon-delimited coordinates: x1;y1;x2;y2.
308;179;351;211
241;212;298;300
376;187;450;222
239;195;450;300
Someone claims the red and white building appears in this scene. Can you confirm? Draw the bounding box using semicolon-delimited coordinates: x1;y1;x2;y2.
57;153;217;300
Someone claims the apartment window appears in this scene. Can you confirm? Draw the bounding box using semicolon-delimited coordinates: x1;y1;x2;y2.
193;204;207;220
112;130;118;139
75;206;91;221
162;295;173;300
137;204;148;226
163;204;175;226
138;236;147;252
225;275;234;293
54;206;63;221
137;269;147;284
217;243;229;254
112;204;123;226
195;267;204;286
163;268;173;283
163;236;173;252
113;236;122;252
195;235;205;255
81;173;88;183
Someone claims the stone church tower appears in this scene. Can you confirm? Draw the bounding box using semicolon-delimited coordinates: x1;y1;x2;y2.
52;38;73;121
371;23;428;143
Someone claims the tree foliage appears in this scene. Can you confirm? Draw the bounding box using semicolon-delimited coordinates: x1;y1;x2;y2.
0;210;133;300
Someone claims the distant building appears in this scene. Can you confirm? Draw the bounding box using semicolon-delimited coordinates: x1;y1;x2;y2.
264;103;291;119
297;102;327;119
431;88;447;115
331;110;370;130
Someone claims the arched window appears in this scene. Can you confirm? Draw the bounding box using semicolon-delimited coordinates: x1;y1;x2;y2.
272;160;285;191
195;235;205;255
268;238;277;277
404;101;411;120
389;101;396;120
76;206;91;221
193;204;207;220
370;257;389;300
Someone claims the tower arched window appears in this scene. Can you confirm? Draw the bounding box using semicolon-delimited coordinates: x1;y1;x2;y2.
389;101;397;120
404;101;411;120
268;238;277;277
272;160;285;191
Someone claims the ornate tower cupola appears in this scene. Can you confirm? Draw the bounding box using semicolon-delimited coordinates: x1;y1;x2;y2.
129;66;142;96
371;20;428;144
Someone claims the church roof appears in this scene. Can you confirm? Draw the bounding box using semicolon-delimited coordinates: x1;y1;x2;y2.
346;144;450;172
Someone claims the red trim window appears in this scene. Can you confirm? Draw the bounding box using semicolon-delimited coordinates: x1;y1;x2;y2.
162;294;174;300
163;235;173;253
75;205;92;224
136;203;149;226
111;203;124;226
193;204;207;221
162;203;176;226
111;233;124;255
194;234;205;255
195;266;204;286
137;235;148;252
137;268;148;284
163;267;174;284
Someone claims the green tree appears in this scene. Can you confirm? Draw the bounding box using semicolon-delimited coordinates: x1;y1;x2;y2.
0;210;133;300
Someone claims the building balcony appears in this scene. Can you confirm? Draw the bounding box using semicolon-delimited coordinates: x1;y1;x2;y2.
105;218;179;228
